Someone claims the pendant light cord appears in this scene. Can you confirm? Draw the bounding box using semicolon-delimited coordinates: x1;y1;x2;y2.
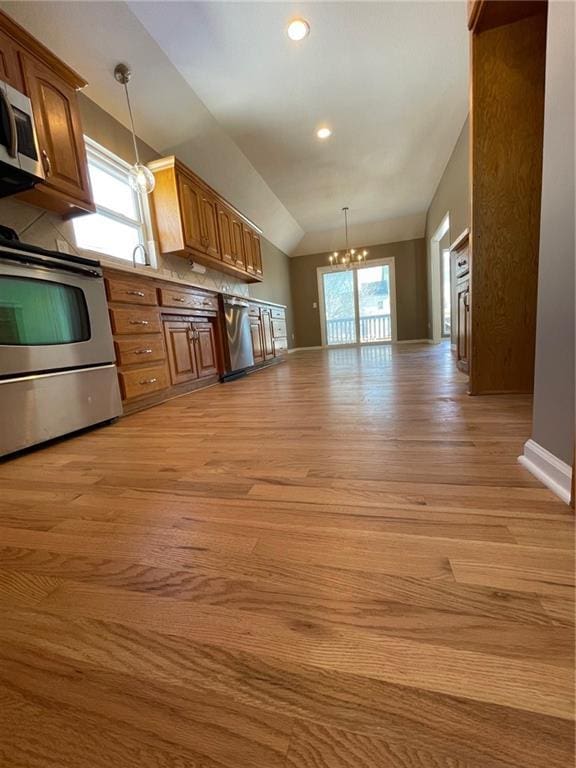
123;82;141;166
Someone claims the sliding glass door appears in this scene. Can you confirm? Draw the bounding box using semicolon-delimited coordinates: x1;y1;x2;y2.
318;258;396;347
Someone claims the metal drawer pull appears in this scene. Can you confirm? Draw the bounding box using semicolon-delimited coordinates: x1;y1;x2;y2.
127;290;145;297
135;348;153;355
129;319;149;325
139;377;158;385
457;259;467;267
173;296;186;302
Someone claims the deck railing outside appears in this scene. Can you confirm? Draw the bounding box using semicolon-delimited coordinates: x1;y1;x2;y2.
326;314;391;345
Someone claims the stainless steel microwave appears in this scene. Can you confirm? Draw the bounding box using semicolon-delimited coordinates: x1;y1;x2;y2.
0;79;44;196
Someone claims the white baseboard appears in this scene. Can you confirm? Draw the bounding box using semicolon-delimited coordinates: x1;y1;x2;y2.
518;439;573;504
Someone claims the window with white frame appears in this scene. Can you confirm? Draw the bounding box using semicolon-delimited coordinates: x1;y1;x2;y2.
72;138;155;265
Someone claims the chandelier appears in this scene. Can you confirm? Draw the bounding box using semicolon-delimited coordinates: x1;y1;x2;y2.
328;207;368;269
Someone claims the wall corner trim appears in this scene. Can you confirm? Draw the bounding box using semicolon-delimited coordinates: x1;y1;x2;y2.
518;439;573;504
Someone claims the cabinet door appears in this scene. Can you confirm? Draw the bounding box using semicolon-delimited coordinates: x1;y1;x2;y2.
456;279;470;374
252;232;263;276
250;318;264;363
242;225;255;274
164;320;198;385
217;204;235;265
230;216;246;271
201;192;221;260
192;322;218;378
261;309;274;360
20;54;92;205
178;174;205;253
0;29;23;90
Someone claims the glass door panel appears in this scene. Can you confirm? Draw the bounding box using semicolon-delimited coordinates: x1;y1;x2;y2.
322;270;357;345
357;264;391;343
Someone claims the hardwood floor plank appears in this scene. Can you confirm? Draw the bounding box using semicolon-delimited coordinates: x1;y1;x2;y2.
0;607;571;768
0;343;572;766
36;582;575;718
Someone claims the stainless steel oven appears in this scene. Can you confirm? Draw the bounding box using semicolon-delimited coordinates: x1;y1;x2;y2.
0;79;44;196
0;237;121;456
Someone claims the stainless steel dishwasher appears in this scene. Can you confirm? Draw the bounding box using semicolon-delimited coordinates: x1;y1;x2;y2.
221;295;255;380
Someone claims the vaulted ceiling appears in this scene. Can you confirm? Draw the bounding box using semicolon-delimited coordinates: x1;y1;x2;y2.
1;1;468;254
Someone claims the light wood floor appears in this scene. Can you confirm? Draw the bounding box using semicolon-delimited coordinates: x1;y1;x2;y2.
0;342;574;767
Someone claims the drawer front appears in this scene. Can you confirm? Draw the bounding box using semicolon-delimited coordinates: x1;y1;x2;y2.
271;307;286;319
160;288;218;312
115;335;166;366
272;319;286;339
274;337;288;355
105;277;158;306
119;364;169;401
109;307;162;335
455;250;469;279
248;304;261;317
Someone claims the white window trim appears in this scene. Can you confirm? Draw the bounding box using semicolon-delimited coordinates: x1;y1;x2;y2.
75;137;158;268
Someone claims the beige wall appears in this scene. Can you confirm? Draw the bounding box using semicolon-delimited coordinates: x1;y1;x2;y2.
424;118;469;338
0;95;294;332
530;0;574;466
289;238;428;348
250;238;295;346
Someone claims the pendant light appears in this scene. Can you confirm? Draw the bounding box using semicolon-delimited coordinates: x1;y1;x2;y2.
113;63;155;195
328;207;368;269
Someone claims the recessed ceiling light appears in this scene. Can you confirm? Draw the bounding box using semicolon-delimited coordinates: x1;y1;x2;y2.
317;127;332;140
287;18;310;41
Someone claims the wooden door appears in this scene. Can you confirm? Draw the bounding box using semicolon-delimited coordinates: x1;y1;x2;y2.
250;318;264;363
178;174;204;253
217;204;235;265
192;322;218;378
242;225;255;274
261;309;274;360
252;232;263;276
231;214;246;271
201;192;221;260
456;278;470;374
0;29;23;90
20;54;92;205
163;320;198;385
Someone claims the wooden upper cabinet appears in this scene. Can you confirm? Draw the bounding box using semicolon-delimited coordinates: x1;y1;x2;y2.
252;232;263;276
178;173;205;253
149;156;263;283
217;204;235;265
201;191;221;260
0;11;94;216
20;54;92;209
242;224;255;275
0;27;23;90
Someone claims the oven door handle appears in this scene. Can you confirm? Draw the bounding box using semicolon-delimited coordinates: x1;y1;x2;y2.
0;251;101;278
0;88;17;158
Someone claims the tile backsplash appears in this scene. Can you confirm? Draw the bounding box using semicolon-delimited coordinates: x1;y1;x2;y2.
0;196;250;296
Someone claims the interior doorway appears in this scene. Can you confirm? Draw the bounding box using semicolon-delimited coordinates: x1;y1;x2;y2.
317;258;397;347
429;213;450;344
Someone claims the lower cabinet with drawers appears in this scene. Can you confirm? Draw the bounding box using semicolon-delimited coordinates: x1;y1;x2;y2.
104;267;288;414
104;267;222;413
247;301;288;369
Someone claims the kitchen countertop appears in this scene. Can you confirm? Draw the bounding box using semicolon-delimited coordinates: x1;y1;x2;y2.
101;258;287;309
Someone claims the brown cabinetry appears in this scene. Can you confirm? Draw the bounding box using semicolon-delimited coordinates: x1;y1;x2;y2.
163;318;218;385
451;230;471;376
248;302;288;366
0;10;94;217
466;2;546;394
149;156;263;283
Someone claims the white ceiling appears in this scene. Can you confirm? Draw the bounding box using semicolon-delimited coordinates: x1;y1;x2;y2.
131;1;469;249
1;1;468;255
